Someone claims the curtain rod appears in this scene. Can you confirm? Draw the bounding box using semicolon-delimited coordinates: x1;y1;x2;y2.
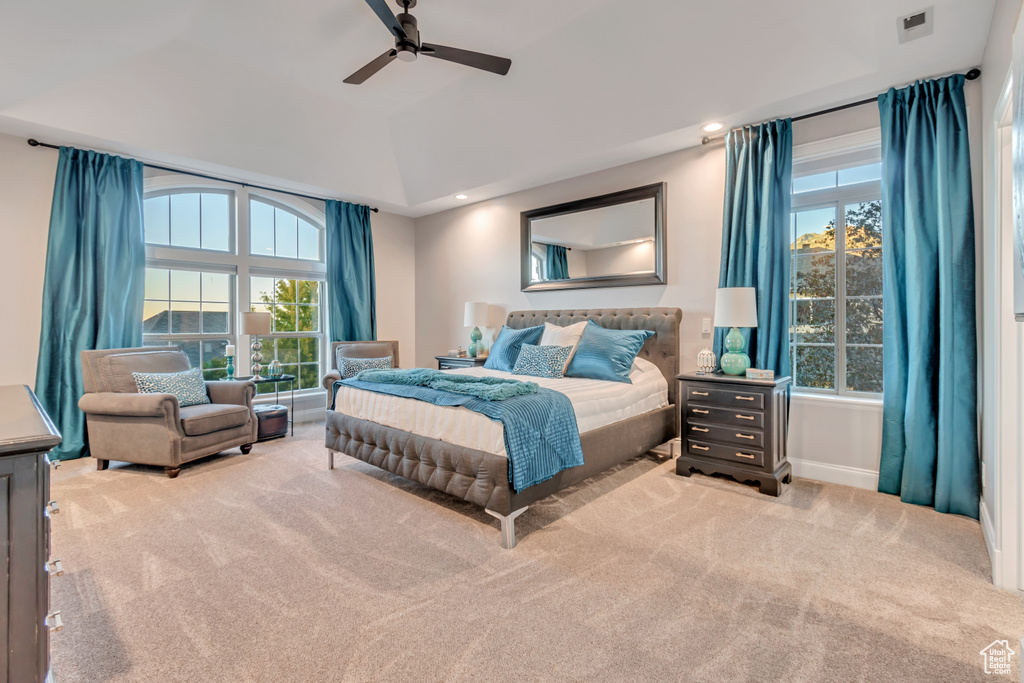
700;67;981;145
26;138;379;212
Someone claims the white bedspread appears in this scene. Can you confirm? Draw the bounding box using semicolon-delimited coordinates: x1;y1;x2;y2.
332;358;669;456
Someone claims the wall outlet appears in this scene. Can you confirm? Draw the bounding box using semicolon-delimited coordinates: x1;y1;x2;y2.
701;318;712;334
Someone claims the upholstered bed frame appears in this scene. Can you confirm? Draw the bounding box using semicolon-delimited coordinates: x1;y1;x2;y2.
324;308;681;548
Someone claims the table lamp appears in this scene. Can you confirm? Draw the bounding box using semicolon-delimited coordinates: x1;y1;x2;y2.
239;311;272;380
714;287;758;375
464;302;488;357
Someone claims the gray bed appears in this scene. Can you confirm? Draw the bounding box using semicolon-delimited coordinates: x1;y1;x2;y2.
324;308;681;548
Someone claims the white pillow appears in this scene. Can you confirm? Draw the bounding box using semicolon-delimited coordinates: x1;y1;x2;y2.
539;321;587;372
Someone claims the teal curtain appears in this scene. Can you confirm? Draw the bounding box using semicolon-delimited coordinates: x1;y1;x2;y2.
35;147;145;460
326;199;376;341
877;75;979;519
545;244;569;280
713;119;793;376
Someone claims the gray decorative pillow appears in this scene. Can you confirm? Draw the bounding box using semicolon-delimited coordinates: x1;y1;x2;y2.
132;368;210;407
339;355;392;379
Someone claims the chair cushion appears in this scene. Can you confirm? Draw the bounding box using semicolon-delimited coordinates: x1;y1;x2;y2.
133;368;210;407
338;355;392;379
98;350;190;393
179;403;251;436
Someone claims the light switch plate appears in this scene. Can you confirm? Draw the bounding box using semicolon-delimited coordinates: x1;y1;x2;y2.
701;318;712;334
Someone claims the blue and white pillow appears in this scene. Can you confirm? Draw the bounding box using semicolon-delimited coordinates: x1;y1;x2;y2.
132;368;210;407
484;324;544;372
565;320;655;383
511;344;574;379
339;355;392;379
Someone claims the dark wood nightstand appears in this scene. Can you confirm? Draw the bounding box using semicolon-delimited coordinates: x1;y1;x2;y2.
435;356;488;370
675;371;792;496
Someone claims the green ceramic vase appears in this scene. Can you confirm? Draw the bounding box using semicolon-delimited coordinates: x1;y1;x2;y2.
720;326;750;376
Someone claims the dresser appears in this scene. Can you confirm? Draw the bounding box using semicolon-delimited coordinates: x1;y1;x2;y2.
435;356;488;370
0;385;62;683
675;372;791;496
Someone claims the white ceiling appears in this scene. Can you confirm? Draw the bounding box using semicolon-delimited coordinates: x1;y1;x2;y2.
0;0;995;217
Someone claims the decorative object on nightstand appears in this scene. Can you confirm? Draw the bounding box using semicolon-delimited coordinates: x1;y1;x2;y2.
696;347;716;374
436;355;488;370
714;287;757;375
240;311;272;380
464;301;488;357
676;371;791;495
224;344;235;381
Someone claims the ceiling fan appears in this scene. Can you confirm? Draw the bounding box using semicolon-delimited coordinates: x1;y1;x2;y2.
344;0;512;84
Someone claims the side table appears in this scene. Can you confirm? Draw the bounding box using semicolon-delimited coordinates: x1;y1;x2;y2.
235;374;296;436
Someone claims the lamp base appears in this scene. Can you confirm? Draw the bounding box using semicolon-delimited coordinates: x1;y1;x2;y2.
720;352;751;375
468;326;482;358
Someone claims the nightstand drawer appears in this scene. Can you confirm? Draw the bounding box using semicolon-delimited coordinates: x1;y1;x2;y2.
686;404;764;429
685;422;764;448
686;439;765;467
684;384;764;409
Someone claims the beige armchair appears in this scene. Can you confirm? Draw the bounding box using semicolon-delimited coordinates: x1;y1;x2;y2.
79;346;257;478
321;340;400;406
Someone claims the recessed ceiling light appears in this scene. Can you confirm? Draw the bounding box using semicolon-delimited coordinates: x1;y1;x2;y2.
454;194;468;200
701;122;724;133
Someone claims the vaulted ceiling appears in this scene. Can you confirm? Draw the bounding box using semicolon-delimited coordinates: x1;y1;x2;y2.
0;0;995;216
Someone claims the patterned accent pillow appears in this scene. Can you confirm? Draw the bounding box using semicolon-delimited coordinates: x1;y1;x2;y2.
565;320;655;383
484;324;544;372
511;344;574;379
339;355;392;379
132;368;210;407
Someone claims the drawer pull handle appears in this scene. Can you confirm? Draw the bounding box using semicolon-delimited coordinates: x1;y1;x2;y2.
47;500;59;514
735;452;756;460
693;409;709;414
692;445;709;451
736;414;754;420
692;391;709;396
691;427;709;433
735;395;755;401
735;434;755;440
47;559;64;577
46;611;63;633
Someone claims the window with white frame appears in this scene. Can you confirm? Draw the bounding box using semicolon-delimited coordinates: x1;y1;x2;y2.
141;178;327;393
790;142;883;396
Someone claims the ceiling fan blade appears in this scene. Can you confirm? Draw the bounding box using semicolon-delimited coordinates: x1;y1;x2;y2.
420;43;511;75
344;49;398;84
363;0;406;39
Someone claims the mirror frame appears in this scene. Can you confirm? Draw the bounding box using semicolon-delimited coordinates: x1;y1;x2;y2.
520;182;666;292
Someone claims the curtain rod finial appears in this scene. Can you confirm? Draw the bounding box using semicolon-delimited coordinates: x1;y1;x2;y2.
27;138;39;146
965;68;981;80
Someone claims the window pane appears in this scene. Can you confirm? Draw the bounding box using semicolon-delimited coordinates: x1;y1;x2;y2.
170;269;201;301
170;301;201;333
299;337;319;364
250;200;275;256
170;193;201;249
794;299;835;343
277;337;299;364
257;382;276;396
794;345;834;389
793;171;836;194
144;195;170;245
275;208;298;259
145;267;170;300
281;364;299;383
251;276;275;306
847;346;883;393
297;280;319;305
201;193;230;252
143;301;169;334
298;219;319;260
846;249;882;296
202;339;230;381
275;278;297;304
202;272;230;303
846;299;883;345
274;304;298;332
300;363;319;390
202;302;230;334
845;200;883;249
793;253;835;299
297;305;318;332
838;163;882;187
793;206;836;255
176;340;201;370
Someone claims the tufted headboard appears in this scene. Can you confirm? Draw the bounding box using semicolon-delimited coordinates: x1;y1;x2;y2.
505;308;682;405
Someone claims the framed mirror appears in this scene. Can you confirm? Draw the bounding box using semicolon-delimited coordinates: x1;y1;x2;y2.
521;182;666;291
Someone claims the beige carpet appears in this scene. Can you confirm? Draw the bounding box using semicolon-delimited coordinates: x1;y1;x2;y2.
49;423;1022;682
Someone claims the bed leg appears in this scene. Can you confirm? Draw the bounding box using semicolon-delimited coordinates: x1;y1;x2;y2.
327;449;336;470
485;507;528;550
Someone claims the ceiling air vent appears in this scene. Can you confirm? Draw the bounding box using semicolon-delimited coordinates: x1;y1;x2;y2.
897;7;933;44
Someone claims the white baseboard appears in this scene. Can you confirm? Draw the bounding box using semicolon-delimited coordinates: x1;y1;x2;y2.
293;407;325;424
789;457;879;491
980;501;1003;588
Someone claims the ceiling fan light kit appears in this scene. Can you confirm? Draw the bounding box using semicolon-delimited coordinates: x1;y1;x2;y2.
345;0;512;84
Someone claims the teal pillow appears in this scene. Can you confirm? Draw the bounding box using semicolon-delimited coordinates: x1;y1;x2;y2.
511;344;573;379
339;355;392;379
565;320;655;383
484;325;543;372
132;368;210;407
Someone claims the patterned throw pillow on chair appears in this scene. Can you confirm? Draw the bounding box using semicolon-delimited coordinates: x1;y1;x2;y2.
132;368;211;407
511;344;574;379
339;355;393;379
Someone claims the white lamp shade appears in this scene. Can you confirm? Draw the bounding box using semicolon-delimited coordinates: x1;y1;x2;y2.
239;311;272;335
714;287;758;328
464;302;488;327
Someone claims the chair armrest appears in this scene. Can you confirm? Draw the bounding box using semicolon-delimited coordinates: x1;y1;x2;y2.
322;370;342;393
205;380;256;406
79;392;179;419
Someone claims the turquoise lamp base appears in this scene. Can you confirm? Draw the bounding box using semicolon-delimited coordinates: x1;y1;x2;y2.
720;326;750;376
468;326;482;358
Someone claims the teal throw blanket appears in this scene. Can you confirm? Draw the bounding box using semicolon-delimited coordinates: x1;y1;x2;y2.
354;367;539;401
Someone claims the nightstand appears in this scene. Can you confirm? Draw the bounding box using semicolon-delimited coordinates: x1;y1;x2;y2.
675;371;792;496
435;356;488;370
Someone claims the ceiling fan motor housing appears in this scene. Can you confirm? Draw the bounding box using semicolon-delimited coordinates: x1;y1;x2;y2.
395;11;419;60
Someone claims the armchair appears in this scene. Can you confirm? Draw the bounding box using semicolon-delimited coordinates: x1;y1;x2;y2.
321;340;400;406
79;346;257;478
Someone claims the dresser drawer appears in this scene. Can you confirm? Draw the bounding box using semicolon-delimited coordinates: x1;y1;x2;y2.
686;404;764;429
684;384;764;409
686;439;765;467
685;422;764;448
